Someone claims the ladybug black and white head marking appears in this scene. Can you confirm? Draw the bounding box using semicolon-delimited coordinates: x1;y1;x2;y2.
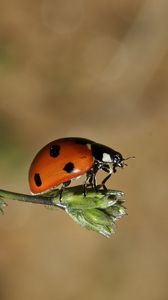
91;143;124;169
102;151;125;174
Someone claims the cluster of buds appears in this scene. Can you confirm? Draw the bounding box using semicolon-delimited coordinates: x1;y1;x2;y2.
55;186;126;237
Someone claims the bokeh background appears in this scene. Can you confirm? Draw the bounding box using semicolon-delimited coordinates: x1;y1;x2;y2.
0;0;168;299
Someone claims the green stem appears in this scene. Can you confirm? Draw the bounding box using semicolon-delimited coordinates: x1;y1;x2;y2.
0;189;60;207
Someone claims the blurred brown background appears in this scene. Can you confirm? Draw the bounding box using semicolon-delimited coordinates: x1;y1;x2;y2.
0;0;168;299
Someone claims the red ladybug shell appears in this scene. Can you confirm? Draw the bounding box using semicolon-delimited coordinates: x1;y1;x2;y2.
29;138;94;194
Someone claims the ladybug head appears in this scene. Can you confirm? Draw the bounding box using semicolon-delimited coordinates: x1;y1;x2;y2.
112;152;135;173
112;152;124;172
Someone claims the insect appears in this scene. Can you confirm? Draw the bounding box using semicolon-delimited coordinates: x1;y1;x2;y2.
29;137;132;194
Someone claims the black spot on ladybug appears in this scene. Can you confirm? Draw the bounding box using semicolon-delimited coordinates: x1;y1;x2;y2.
50;144;60;158
63;162;74;173
34;173;42;186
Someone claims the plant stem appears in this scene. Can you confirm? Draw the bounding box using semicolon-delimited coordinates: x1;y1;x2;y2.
0;189;58;206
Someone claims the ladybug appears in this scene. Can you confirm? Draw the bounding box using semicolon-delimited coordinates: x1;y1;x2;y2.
29;137;130;195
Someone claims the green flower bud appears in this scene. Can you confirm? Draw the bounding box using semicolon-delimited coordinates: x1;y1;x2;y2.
53;185;124;210
66;207;115;238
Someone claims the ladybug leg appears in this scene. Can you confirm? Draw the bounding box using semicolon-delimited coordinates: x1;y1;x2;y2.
97;164;113;191
59;180;71;200
92;173;97;190
83;161;102;195
83;182;87;197
83;172;92;196
83;168;98;196
89;171;98;191
91;161;105;191
87;171;97;188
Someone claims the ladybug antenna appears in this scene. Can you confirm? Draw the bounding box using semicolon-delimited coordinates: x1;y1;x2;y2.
124;156;135;161
122;156;135;167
